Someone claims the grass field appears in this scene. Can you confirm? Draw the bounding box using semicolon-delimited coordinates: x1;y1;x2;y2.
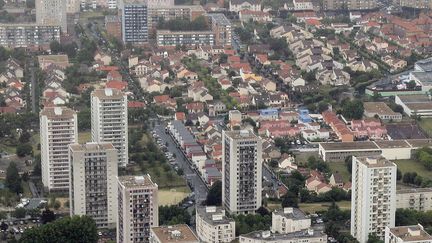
419;119;432;137
78;131;92;143
394;159;432;178
159;187;191;206
328;161;351;182
299;200;351;214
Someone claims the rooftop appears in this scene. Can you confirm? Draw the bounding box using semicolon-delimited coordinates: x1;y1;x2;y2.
389;225;432;242
240;229;326;241
374;140;411;149
319;141;379;151
273;207;308;220
40;106;76;118
118;174;157;188
196;206;234;226
151;224;198;243
92;88;125;99
354;156;396;168
363;102;400;116
157;30;214;35
224;129;259;140
415;57;432;72
69;142;115;152
397;188;432;194
207;13;231;25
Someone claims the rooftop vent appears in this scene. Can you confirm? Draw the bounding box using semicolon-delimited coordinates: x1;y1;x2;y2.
54;107;62;115
105;88;113;96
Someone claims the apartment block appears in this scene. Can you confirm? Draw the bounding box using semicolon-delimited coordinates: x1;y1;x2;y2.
121;0;148;44
0;23;60;49
36;0;67;33
222;129;262;214
322;0;378;10
240;229;327;243
396;188;432;212
91;88;128;167
271;207;311;234
147;5;205;29
196;206;236;243
66;0;81;13
156;30;215;47
40;107;77;192
351;156;397;243
105;15;122;40
150;225;199;243
397;0;432;9
207;13;232;46
69;142;118;228
385;224;432;243
117;175;158;243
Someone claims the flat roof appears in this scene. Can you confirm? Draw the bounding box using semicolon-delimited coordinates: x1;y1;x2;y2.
92;88;125;99
397;94;431;103
319;141;379;151
415;57;432;72
40;107;76;118
397;188;432;194
240;229;326;241
355;156;395;168
389;225;432;242
148;5;204;10
151;224;198;243
207;13;231;25
157;30;214;35
69;142;115;151
405;139;432;148
374;140;411;149
273;207;308;220
363;102;400;116
196;206;234;226
118;174;157;188
224;129;259;140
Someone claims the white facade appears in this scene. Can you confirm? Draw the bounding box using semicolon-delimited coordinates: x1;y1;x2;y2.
196;206;236;243
117;175;158;243
385;225;432;243
36;0;67;33
40;107;77;192
293;0;314;10
69;142;118;228
272;208;311;234
222;129;262;214
396;188;432;212
351;156;397;243
91;88;128;167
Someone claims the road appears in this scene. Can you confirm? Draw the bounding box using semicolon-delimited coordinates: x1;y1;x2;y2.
153;123;209;203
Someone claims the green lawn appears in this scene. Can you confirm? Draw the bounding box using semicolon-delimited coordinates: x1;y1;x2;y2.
159;187;191;206
418;119;432;137
299;200;351;214
328;161;351;182
78;131;92;143
394;159;432;179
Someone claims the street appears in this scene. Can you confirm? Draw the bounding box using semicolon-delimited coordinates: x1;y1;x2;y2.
153;123;209;203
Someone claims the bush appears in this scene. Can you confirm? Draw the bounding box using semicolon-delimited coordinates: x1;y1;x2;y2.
16;143;33;157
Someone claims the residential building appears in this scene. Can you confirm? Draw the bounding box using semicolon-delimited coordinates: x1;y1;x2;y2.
117;175;158;243
351;156;397;243
222;129;262;214
363;102;403;122
239;229;327;243
395;95;432;117
196;206;235;243
66;0;80;13
207;13;232;46
91;88;128;167
396;188;432;212
105;15;122;40
322;0;378;10
147;5;205;29
150;224;199;243
146;0;174;7
156;30;215;46
40;107;77;192
272;207;311;234
293;0;313;10
121;0;148;44
229;0;261;12
36;0;67;33
0;23;60;49
397;0;432;9
69;142;118;228
385;224;432;243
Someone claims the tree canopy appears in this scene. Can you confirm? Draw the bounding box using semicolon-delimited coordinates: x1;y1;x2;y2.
341;99;364;120
158;16;209;31
206;180;222;206
5;162;22;194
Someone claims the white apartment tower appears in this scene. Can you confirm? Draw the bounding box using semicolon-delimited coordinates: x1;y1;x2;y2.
117;175;158;243
91;88;128;167
351;156;397;243
36;0;67;32
69;142;118;228
222;129;262;214
40;107;77;192
196;206;236;243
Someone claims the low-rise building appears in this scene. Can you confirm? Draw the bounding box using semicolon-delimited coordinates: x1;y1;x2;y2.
150;224;199;243
395;94;432;117
385;224;432;243
156;30;215;46
396;188;432;212
239;229;327;243
363;102;403;121
196;206;235;243
272;208;311;234
147;5;205;29
229;0;261;12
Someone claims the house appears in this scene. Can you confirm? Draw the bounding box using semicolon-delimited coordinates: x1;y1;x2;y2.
229;0;261;12
316;69;350;86
197;113;210;125
261;79;276;92
186;102;205;113
106;81;128;91
94;51;112;66
293;0;313;10
153;95;177;110
177;69;198;80
329;173;344;188
239;10;272;23
175;112;186;121
107;70;122;82
278;154;298;171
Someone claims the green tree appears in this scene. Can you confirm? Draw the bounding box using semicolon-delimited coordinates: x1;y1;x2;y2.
41;208;56;224
342;99;364;120
20;216;98;243
12;208;26;218
159;205;191;225
367;233;384;243
16;143;33;157
5;162;22;194
206;181;222;206
281;191;298;208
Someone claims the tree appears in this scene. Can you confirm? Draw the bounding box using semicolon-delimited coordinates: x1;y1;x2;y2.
206;181;222;206
5;162;22;194
159;206;191;225
78;108;91;130
12;208;26;218
16;143;33;157
367;233;384;243
281;191;298;208
341;99;364;120
20;216;98;243
397;169;402;181
41;208;56;224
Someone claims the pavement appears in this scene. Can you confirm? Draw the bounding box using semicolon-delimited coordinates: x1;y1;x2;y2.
153;123;208;203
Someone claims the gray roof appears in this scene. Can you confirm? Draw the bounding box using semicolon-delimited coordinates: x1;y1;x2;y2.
196;206;234;226
230;0;260;5
415;58;432;72
240;229;326;241
273;207;308;220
